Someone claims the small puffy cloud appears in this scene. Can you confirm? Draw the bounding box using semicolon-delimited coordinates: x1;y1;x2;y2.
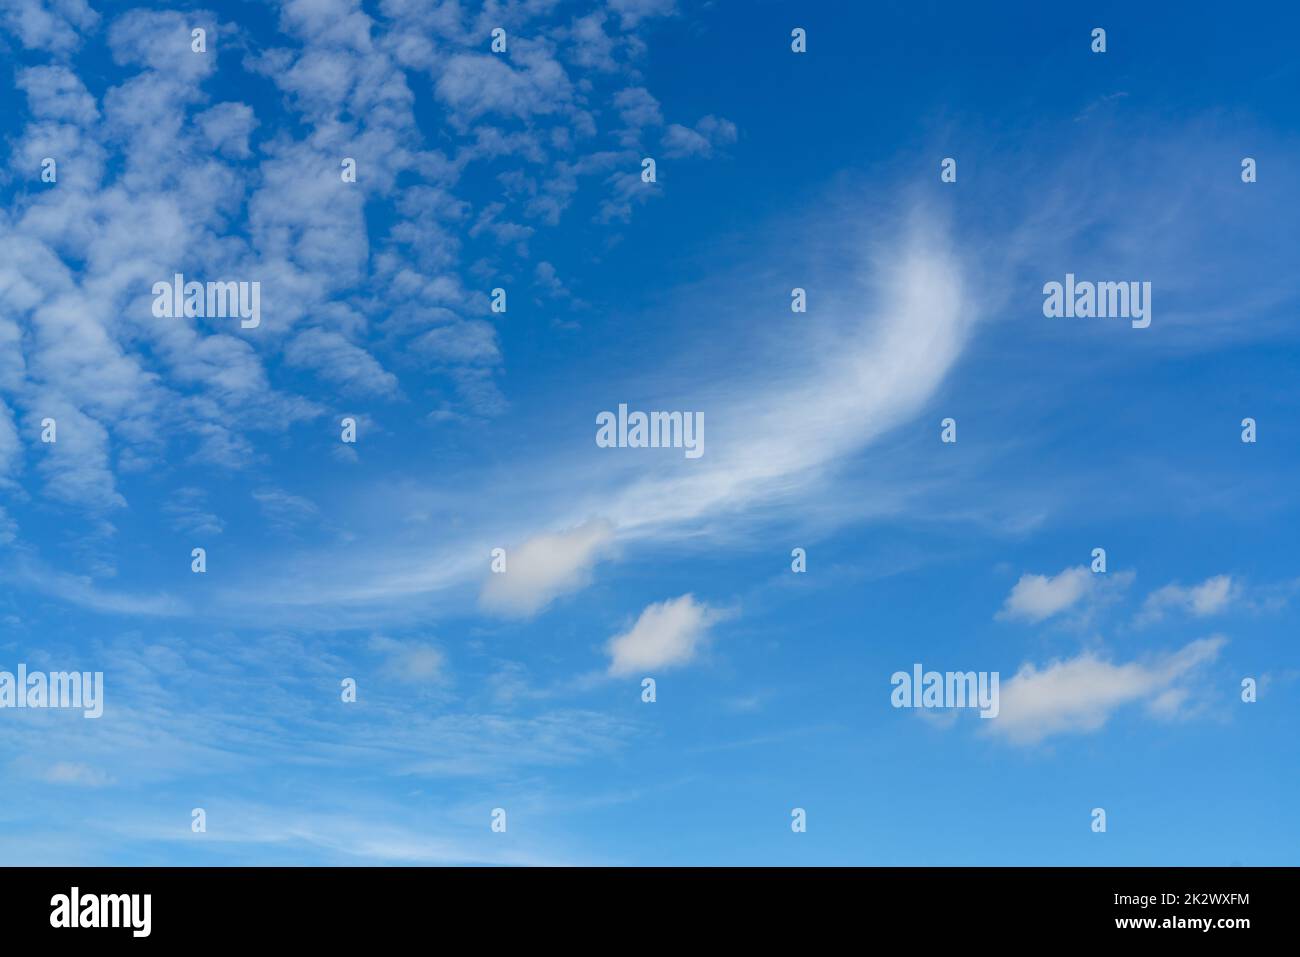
277;0;373;47
565;11;618;72
534;261;570;299
607;0;676;27
15;65;99;123
0;0;99;56
479;519;616;618
108;9;217;81
369;635;445;683
434;49;571;124
661;124;709;158
469;201;534;249
989;636;1225;745
29;401;125;510
613;86;661;144
997;566;1092;623
597;167;659;224
284;328;399;397
606;593;720;676
411;319;501;365
195;102;258;158
661;114;737;158
1137;575;1236;625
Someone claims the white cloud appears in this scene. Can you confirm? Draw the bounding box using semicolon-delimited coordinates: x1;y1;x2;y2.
565;11;618;72
607;0;676;28
0;0;99;56
479;519;616;618
3;553;187;616
1137;575;1236;625
28;399;125;510
662;114;737;158
195;102;258;158
224;212;980;624
0;0;746;624
411;319;501;365
40;761;112;787
593;214;975;537
284;328;399;397
434;48;572;124
989;636;1225;745
252;487;320;533
597;164;660;223
107;9;217;81
15;65;99;123
369;635;445;682
605;594;719;676
163;487;224;537
534;261;570;299
997;566;1092;623
613;86;661;145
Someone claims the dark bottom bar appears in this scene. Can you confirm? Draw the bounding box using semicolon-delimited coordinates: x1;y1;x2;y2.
1;866;1290;942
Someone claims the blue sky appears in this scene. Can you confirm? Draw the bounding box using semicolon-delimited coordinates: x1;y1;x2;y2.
0;0;1297;865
